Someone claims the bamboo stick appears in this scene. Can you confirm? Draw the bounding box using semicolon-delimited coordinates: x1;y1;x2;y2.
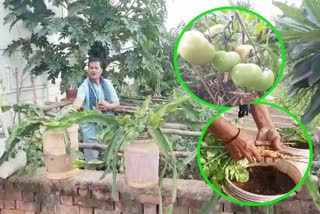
79;143;192;158
160;128;201;137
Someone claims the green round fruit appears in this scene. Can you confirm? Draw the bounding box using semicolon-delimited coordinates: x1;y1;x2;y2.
231;63;262;89
205;24;224;37
253;69;275;91
212;51;241;73
178;30;216;65
231;64;275;91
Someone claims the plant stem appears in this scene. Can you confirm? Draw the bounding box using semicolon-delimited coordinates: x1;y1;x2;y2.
192;66;216;103
265;205;275;214
203;151;228;166
234;11;262;66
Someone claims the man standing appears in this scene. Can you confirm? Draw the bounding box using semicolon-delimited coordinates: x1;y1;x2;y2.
73;57;120;161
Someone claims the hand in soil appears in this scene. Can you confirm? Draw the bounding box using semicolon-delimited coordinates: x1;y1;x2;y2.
256;127;282;151
225;130;263;163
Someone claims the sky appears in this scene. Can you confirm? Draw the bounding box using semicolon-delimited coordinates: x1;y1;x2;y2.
165;0;302;30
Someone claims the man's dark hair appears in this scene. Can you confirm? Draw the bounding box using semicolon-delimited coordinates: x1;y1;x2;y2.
88;57;102;67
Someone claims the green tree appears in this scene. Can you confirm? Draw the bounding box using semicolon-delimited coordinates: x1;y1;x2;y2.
3;0;176;96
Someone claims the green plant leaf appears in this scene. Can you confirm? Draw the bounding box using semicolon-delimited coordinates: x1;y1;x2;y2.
304;175;320;209
148;127;171;159
273;1;318;29
301;88;320;124
182;149;197;166
304;0;320;25
63;129;71;154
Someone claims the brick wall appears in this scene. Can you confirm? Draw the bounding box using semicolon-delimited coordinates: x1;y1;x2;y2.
0;168;319;214
0;168;214;214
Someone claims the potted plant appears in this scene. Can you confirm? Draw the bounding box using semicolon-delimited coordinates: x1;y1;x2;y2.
60;70;85;100
0;104;119;179
73;94;197;212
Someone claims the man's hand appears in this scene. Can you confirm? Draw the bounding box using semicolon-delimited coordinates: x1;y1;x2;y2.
256;127;282;151
225;130;263;163
96;100;113;111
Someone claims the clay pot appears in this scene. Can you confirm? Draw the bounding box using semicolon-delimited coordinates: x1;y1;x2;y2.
66;89;77;100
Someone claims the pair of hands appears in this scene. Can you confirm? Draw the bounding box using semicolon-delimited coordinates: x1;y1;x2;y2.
96;100;113;111
225;127;281;163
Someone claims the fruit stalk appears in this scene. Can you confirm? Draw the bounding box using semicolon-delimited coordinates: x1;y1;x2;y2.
234;11;262;66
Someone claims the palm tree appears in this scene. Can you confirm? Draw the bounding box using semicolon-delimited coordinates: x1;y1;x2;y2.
273;0;320;124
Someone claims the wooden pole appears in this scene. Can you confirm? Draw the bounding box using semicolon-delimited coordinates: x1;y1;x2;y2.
79;143;192;158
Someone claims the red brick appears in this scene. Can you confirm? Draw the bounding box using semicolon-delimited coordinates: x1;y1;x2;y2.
112;192;120;202
16;200;40;212
4;200;15;209
189;208;200;214
94;209;120;214
92;190;110;201
162;206;189;214
38;193;60;212
22;192;34;202
138;194;161;205
0;190;4;200
115;199;142;214
78;189;90;198
143;204;157;214
15;181;40;193
25;212;36;214
177;197;203;209
114;201;122;212
2;210;24;214
3;183;22;201
60;196;73;205
74;197;114;210
54;205;79;214
80;207;93;214
4;192;22;201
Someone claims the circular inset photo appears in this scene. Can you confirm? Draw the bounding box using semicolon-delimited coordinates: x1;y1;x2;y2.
174;7;285;108
197;103;312;206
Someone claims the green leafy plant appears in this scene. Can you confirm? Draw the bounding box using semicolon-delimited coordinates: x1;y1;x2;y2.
200;133;249;190
277;127;307;144
273;0;320;124
0;104;119;171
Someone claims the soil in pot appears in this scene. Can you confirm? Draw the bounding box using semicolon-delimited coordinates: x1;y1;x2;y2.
231;166;296;195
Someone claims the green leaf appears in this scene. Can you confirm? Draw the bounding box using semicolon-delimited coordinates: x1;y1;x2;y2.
182;150;197;166
200;194;219;214
308;56;320;86
301;88;320;124
304;175;320;209
265;205;275;214
273;1;318;29
148;128;171;159
304;0;320;25
63;129;71;154
255;22;266;35
73;160;86;168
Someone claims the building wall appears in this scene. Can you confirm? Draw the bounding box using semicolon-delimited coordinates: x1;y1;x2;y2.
0;0;66;107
